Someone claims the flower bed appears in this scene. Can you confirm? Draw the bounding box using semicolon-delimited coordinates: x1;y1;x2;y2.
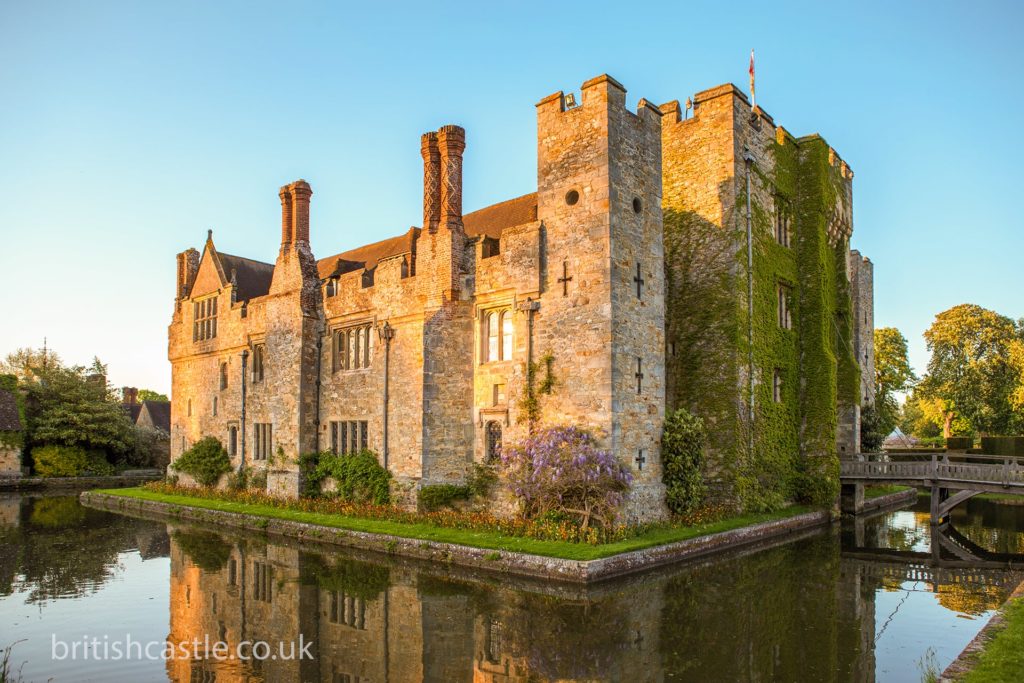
142;481;630;544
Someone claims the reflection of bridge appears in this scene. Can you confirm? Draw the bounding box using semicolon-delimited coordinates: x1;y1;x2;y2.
840;453;1024;523
840;555;1022;593
841;522;1024;592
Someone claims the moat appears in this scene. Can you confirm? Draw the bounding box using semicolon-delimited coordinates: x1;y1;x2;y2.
2;493;1023;682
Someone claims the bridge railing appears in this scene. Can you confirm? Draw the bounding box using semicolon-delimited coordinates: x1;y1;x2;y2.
842;453;1024;487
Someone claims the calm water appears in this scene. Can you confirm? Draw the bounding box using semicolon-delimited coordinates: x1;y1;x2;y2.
1;493;1023;683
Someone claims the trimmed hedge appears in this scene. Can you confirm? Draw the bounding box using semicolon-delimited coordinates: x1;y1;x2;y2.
980;437;1024;458
32;445;115;477
946;437;974;451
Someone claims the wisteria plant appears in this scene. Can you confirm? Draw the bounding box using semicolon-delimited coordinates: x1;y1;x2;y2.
500;425;632;531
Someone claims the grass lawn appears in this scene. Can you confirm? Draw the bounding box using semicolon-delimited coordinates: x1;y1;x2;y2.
864;485;915;500
962;597;1024;682
94;487;814;562
917;490;1024;504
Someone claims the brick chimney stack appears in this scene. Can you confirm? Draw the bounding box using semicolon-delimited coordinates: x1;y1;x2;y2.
122;387;138;405
421;132;440;233
437;125;465;231
290;180;312;244
278;180;312;248
279;184;293;249
175;248;200;312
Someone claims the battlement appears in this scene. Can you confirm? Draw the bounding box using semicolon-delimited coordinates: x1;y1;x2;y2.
536;73;663;121
661;84;854;180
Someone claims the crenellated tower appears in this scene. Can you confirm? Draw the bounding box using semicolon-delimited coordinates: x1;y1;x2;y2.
534;74;667;521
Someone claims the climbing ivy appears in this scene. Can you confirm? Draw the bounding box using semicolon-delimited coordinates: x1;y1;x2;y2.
518;350;556;425
664;131;857;512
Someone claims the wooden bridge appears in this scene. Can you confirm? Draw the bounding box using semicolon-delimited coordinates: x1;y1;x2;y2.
839;452;1024;523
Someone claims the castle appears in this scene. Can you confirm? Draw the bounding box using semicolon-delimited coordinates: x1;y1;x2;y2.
169;74;873;521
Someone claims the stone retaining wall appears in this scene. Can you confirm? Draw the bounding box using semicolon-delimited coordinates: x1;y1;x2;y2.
1;473;162;492
81;490;829;584
860;487;918;514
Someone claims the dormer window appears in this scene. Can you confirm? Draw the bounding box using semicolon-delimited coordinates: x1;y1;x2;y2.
193;297;217;341
325;278;339;297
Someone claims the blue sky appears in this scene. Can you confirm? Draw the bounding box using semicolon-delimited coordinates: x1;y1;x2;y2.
1;1;1021;394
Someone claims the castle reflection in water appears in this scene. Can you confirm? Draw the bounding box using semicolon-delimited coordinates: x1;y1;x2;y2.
3;493;1020;682
165;522;881;683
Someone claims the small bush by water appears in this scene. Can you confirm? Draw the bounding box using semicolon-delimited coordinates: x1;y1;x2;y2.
171;437;231;487
302;450;391;505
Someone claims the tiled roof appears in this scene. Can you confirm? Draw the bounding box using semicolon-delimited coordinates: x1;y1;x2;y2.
219;252;275;301
317;228;419;279
0;389;22;432
463;193;538;240
139;400;171;432
316;193;539;277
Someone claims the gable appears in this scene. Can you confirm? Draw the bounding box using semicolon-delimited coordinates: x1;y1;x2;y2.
190;248;227;298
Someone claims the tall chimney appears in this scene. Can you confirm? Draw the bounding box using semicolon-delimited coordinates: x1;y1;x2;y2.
290;180;312;244
175;248;199;308
437;125;465;230
420;132;440;232
279;184;293;248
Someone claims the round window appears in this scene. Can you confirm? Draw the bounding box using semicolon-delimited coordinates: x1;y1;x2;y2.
565;189;580;206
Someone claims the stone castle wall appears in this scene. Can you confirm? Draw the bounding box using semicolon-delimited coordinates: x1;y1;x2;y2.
169;73;872;517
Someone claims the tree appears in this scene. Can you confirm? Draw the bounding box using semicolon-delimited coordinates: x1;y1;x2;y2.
899;391;943;439
24;362;136;458
137;389;169;403
918;304;1020;436
1011;330;1024;414
0;346;62;382
872;327;917;439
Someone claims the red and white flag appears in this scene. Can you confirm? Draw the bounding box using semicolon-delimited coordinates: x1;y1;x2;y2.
749;49;756;108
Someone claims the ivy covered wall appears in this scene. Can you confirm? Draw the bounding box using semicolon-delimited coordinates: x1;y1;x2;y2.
661;87;862;512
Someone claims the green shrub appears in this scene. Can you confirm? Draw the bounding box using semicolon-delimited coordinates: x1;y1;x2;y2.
304;449;391;504
467;462;498;497
171;437;231;487
418;484;473;511
946;436;974;451
661;408;708;516
226;465;268;491
32;445;89;477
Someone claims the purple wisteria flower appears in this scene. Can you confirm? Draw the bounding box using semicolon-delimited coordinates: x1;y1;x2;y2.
499;425;632;530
